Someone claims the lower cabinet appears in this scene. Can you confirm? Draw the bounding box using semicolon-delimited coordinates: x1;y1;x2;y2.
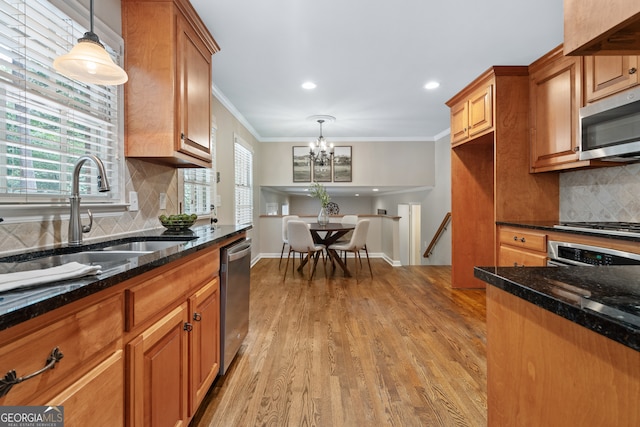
189;278;220;416
126;248;223;427
46;350;125;427
128;303;190;427
498;226;547;267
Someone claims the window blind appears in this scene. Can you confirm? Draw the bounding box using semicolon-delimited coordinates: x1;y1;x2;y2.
0;0;122;203
183;168;211;215
234;136;252;225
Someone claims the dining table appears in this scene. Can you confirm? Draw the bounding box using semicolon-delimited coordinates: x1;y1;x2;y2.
299;222;356;277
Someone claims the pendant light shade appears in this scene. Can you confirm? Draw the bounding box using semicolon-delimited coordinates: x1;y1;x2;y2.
52;0;128;85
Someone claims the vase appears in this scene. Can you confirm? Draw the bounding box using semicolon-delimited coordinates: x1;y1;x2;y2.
317;206;329;226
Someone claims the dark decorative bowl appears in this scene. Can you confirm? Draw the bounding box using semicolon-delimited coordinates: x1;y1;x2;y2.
159;215;197;231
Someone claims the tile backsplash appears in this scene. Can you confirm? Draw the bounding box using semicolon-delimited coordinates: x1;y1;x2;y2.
0;159;179;256
560;163;640;222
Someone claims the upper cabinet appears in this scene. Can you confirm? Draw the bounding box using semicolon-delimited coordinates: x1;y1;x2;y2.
448;77;493;147
564;0;640;55
529;46;584;172
122;0;220;168
584;55;640;103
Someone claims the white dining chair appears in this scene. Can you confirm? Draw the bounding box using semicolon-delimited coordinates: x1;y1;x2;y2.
329;219;372;281
284;220;326;281
279;215;299;269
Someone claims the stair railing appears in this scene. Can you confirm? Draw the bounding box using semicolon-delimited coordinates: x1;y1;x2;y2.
423;212;451;258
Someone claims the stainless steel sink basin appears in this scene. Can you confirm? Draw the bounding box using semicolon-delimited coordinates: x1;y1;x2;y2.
100;240;186;252
33;250;151;266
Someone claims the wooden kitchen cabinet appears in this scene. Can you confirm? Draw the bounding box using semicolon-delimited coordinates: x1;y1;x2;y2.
46;350;125;427
447;67;559;288
584;55;640;103
529;46;585;172
128;303;190;427
125;245;225;427
0;294;124;408
189;278;220;416
497;226;547;267
564;0;640;56
122;0;220;168
449;78;493;146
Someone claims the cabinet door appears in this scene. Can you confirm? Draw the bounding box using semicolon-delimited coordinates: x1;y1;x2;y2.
177;13;212;162
450;101;469;145
584;55;640;103
468;84;493;138
498;245;547;267
530;54;582;171
46;350;124;427
189;278;220;416
128;303;189;427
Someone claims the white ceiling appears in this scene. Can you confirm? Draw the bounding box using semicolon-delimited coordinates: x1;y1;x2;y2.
190;0;564;143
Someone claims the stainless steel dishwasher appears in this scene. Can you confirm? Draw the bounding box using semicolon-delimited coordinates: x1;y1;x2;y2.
220;238;251;375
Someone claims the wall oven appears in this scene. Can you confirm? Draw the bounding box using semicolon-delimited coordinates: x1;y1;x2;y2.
579;85;640;162
547;241;640;267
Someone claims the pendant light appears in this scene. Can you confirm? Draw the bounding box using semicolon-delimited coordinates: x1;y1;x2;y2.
309;118;335;167
53;0;128;85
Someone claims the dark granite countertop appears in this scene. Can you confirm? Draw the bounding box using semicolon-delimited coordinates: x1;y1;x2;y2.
0;224;251;331
496;221;640;244
475;265;640;352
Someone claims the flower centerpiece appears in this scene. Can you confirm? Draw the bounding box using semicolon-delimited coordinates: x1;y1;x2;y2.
309;181;330;225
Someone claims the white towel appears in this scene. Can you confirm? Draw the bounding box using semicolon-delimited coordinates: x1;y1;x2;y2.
0;262;102;293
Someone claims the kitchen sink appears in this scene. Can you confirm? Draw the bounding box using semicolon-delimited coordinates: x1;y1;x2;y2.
31;250;152;267
100;240;187;252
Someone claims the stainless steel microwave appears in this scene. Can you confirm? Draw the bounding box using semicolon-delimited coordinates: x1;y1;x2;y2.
579;86;640;162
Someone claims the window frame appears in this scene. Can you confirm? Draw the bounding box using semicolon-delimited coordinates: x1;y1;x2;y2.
234;133;253;226
0;0;127;223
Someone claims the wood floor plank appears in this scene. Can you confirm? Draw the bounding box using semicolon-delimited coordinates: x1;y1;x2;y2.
190;259;487;426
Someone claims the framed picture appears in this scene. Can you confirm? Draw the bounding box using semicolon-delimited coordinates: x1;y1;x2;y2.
313;161;332;182
292;146;311;182
333;146;352;182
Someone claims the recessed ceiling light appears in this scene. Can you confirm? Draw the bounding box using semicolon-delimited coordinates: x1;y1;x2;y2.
302;81;317;90
424;81;440;90
355;194;359;197
372;188;379;192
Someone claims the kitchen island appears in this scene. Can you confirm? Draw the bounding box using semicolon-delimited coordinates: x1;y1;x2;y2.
476;265;640;426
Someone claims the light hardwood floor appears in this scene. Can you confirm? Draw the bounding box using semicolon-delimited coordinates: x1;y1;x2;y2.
191;258;487;426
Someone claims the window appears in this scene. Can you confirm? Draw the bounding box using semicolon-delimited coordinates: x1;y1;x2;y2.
0;0;123;204
183;168;211;215
234;135;253;225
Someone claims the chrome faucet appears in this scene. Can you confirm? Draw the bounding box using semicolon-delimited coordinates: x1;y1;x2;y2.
69;155;110;246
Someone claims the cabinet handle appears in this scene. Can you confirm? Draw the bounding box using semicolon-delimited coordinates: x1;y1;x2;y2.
0;347;64;398
520;237;526;243
629;67;637;75
183;322;193;332
193;312;202;322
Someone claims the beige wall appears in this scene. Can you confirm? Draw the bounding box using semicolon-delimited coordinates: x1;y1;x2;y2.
259;140;435;188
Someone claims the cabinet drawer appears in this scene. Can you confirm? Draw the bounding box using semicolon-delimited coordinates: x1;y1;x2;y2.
0;294;123;405
499;245;548;267
499;228;547;252
126;248;217;330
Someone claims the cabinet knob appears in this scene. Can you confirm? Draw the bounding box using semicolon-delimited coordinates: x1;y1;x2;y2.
629;67;637;75
193;312;202;322
573;146;579;152
520;237;526;243
513;236;518;241
183;322;193;332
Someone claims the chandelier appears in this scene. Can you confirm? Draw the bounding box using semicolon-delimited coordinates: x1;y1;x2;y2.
309;119;334;166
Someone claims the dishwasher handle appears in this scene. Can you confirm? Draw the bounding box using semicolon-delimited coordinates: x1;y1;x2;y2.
227;239;251;262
